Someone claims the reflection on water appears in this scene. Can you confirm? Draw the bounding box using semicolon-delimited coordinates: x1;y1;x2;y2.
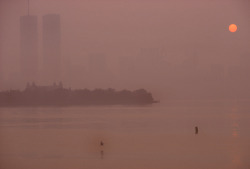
229;106;242;169
0;102;250;169
100;150;104;159
232;123;239;138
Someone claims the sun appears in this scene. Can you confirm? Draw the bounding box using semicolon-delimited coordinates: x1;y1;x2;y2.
229;24;237;32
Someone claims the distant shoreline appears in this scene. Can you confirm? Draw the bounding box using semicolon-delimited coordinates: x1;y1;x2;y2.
0;83;158;107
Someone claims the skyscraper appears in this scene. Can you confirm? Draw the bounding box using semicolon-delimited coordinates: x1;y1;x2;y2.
42;14;61;83
0;28;2;89
0;49;2;90
20;15;38;84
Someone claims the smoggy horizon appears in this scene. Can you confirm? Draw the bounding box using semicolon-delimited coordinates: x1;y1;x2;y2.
0;0;250;100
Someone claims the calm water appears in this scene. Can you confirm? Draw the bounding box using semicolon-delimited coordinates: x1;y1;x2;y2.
0;100;250;169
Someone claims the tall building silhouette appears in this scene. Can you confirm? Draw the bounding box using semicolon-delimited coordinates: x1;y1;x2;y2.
0;51;2;89
0;31;2;89
42;14;61;83
20;15;39;84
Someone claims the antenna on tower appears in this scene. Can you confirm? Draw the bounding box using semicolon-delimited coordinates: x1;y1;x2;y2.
28;0;30;15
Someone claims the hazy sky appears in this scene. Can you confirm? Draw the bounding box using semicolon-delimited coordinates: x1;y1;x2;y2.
0;0;250;99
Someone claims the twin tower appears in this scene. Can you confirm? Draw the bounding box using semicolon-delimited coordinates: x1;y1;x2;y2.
20;14;61;86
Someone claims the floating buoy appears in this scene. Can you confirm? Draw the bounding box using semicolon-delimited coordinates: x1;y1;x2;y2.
195;126;199;134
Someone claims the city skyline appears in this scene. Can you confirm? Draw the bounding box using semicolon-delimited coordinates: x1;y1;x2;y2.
42;13;61;84
20;14;39;85
1;1;250;169
0;0;250;100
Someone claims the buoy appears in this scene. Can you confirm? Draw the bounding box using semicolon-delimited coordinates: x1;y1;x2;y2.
195;126;199;134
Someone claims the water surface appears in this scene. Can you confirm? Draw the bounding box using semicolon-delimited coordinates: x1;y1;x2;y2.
0;100;250;169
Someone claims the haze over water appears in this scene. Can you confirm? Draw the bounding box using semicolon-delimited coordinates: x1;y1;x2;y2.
1;101;250;169
1;0;250;100
1;0;250;169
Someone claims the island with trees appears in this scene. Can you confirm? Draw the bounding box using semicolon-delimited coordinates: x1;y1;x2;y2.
0;83;158;107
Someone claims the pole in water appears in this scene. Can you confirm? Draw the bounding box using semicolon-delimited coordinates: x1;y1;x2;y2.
100;141;104;159
195;126;199;134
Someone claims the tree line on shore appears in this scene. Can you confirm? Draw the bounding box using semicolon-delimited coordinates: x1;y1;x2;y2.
0;83;157;106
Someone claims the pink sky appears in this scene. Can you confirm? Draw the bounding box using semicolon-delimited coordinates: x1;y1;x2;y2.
0;0;250;99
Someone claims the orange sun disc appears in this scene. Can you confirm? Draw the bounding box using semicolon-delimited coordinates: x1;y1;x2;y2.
229;24;237;32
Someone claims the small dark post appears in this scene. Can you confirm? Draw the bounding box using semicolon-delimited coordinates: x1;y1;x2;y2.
100;141;104;159
195;126;199;134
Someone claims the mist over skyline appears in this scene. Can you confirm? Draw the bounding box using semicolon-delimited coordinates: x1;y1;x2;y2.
0;0;250;100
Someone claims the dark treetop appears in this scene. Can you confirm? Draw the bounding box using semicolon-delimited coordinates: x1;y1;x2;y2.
0;83;158;107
